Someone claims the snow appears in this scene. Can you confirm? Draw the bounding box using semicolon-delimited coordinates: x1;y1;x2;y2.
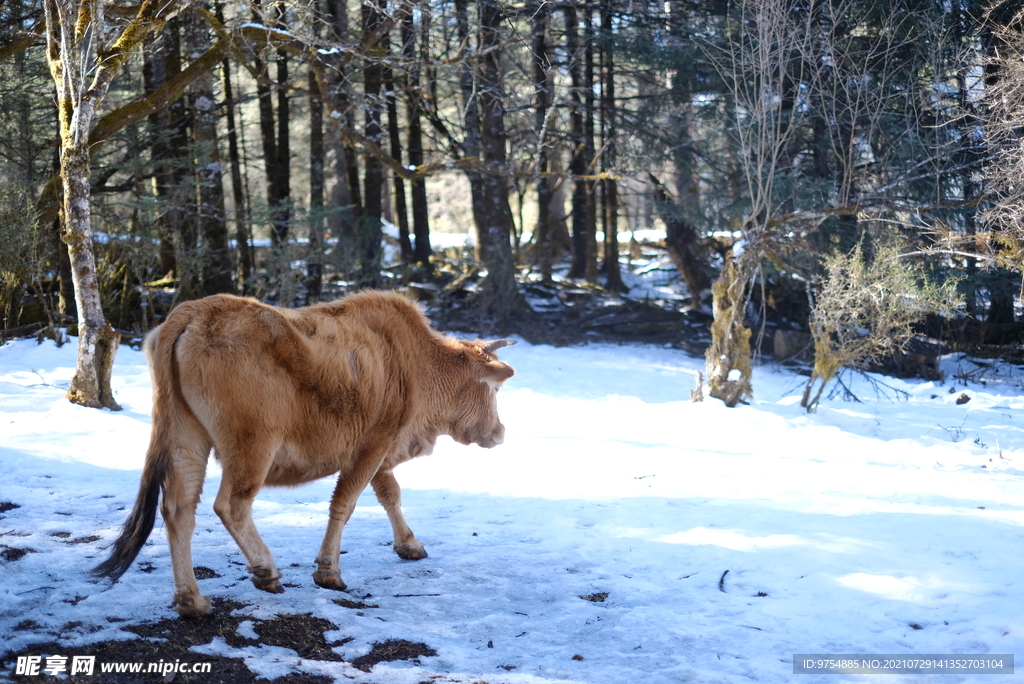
2;336;1024;682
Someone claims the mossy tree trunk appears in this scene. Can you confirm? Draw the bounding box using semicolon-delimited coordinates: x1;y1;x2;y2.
704;247;756;407
43;0;192;409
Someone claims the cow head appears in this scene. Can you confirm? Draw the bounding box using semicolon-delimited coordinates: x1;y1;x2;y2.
448;339;516;449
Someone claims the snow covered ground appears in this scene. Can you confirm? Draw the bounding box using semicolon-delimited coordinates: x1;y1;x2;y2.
2;335;1024;683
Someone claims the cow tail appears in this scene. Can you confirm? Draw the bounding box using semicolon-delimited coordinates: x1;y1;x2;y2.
92;315;188;581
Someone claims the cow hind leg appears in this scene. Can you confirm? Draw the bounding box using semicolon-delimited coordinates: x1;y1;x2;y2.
212;448;283;594
162;437;213;618
372;469;427;561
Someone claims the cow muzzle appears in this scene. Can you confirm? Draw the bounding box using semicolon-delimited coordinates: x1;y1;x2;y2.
472;423;505;449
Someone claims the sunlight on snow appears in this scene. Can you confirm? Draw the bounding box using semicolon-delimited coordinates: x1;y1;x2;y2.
836;572;955;603
660;526;806;550
657;526;864;553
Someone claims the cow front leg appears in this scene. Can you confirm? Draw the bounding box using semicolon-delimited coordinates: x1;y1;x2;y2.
371;469;427;560
313;440;391;591
213;452;282;594
312;477;355;591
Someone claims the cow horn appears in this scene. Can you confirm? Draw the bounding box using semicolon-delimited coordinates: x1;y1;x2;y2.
482;338;518;355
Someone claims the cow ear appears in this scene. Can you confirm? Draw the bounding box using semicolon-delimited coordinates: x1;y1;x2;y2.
485;361;515;382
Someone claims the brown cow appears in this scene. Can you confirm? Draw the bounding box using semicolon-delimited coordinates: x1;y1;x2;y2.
93;291;515;617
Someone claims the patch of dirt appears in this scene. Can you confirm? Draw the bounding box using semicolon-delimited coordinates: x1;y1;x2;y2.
2;600;355;683
350;639;437;673
579;592;609;603
1;545;35;561
1;637;285;684
333;597;379;610
67;535;102;545
193;565;221;580
252;613;346;661
0;501;21;516
125;598;257;649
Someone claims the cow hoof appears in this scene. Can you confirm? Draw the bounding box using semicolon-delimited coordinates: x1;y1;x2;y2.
312;569;347;591
252;576;285;594
173;593;212;618
395;542;428;561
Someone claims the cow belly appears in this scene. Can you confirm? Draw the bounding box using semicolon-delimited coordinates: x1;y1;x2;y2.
264;445;342;487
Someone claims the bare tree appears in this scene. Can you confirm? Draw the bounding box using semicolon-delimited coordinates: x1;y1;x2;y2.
700;0;815;405
43;0;194;409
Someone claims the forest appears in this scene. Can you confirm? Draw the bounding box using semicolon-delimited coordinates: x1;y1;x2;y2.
2;0;1024;410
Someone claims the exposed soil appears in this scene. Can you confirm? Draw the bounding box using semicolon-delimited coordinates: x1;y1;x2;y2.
252;614;347;661
579;592;609;603
192;566;222;580
350;639;437;673
2;597;436;682
1;546;35;562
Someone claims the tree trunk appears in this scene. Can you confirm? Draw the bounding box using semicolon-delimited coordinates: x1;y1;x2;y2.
403;9;432;268
186;3;232;296
600;0;624;293
43;0;188;409
565;0;589;280
359;0;385;287
705;247;756;407
273;5;291;244
218;5;252;288
384;30;413;262
307;18;325;303
651;174;709;308
324;0;358;243
254;0;290;247
472;0;526;324
583;8;599;284
61;143;122;410
146;21;189;279
531;0;554;282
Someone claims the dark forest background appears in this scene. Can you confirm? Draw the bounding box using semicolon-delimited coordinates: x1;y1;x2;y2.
2;0;1024;410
